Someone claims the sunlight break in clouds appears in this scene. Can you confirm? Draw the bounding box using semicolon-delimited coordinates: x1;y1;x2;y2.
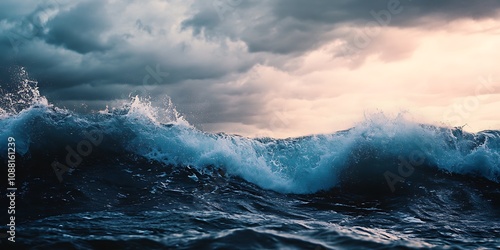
1;0;499;138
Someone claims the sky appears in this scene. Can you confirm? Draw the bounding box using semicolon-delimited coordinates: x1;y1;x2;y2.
1;0;499;138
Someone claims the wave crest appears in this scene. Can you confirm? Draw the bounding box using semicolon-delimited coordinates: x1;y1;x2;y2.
0;71;498;194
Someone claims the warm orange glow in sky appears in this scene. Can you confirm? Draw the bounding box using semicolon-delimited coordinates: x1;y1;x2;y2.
2;1;499;138
196;18;500;138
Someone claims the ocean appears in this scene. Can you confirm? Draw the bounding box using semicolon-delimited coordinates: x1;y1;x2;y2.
1;80;499;249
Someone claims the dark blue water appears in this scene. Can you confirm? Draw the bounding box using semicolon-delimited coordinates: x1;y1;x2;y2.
0;80;499;249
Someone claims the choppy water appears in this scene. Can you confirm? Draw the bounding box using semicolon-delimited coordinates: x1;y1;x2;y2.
0;69;499;249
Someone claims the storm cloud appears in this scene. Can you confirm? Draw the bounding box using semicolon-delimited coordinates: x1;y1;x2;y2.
1;0;499;137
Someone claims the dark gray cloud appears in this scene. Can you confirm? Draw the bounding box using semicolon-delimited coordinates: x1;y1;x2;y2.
183;0;500;54
1;0;258;91
1;0;499;131
44;1;116;54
